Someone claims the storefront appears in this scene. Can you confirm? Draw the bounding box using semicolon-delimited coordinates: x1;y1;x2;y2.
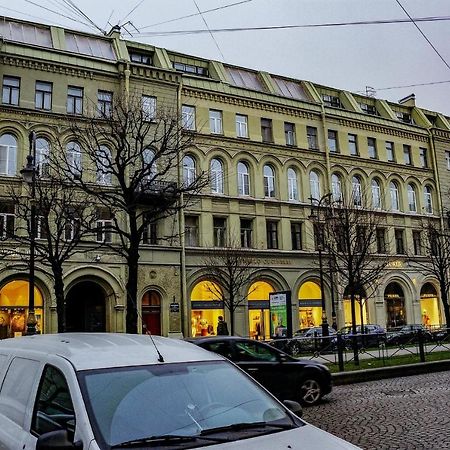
248;281;274;340
385;282;406;329
141;290;161;335
190;280;224;337
298;281;322;330
420;283;441;327
342;287;368;327
0;280;43;339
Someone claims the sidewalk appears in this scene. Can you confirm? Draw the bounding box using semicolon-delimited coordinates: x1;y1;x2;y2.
332;358;450;385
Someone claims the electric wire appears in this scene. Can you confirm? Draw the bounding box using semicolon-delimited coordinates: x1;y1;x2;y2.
0;6;70;27
120;0;146;26
394;0;450;72
193;0;225;61
376;80;450;91
62;0;105;34
137;0;254;31
129;16;450;38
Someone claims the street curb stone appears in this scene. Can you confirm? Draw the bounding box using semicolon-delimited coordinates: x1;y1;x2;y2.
332;359;450;385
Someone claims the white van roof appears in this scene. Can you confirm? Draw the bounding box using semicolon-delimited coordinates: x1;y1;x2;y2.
0;333;221;370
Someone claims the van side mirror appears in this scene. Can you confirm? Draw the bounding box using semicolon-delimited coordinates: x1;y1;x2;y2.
283;400;303;417
36;430;83;450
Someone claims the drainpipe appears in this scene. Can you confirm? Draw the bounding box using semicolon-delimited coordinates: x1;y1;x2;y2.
124;62;131;107
320;104;332;193
177;78;188;337
427;129;445;228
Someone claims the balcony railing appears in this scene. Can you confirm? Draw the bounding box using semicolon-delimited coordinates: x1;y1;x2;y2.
136;180;177;204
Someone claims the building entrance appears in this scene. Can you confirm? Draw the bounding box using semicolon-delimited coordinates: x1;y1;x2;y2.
385;282;406;329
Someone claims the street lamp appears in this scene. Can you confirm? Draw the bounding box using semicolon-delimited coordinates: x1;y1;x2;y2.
309;193;333;338
20;131;37;336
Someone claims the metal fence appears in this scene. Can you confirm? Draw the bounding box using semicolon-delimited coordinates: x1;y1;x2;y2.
267;326;450;371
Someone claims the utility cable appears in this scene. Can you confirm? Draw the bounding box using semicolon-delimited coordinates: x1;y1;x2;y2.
394;0;450;72
193;0;225;61
120;0;146;26
376;80;450;91
63;0;105;34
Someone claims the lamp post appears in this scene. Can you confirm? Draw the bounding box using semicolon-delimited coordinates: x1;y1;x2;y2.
309;193;333;338
20;131;37;336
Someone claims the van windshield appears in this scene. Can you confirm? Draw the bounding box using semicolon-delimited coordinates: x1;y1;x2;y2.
78;361;295;448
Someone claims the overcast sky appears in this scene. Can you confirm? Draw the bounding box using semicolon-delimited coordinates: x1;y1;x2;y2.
3;0;450;115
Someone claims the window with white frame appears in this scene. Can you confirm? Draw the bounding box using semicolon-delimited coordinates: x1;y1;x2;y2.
367;137;377;159
352;176;362;206
96;146;112;185
210;158;224;194
419;147;428;168
35;138;50;177
331;173;342;202
64;214;80;241
0;134;17;175
236;114;248;138
263;164;275;198
142;148;157;182
407;184;417;212
67;86;83;115
0;202;15;238
348;134;358;156
97;90;112;117
183;155;196;186
35;81;52;110
96;209;113;243
284;122;296;146
424;186;433;214
142;95;156;120
309;170;320;202
386;141;395;162
66;141;82;178
390;181;400;211
181;105;196;130
287;168;298;201
371;179;382;209
238;161;250;196
327;130;338;153
209;110;223;134
403;144;412;165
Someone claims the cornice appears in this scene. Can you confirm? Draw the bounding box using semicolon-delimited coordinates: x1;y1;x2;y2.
432;129;450;141
129;65;181;85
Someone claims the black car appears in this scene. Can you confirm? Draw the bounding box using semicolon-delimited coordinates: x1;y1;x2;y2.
339;324;386;348
188;336;332;406
386;324;433;345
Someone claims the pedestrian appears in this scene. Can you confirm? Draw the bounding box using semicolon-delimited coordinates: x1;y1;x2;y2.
216;316;229;336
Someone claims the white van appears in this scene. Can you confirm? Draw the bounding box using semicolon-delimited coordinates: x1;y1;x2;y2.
0;334;360;449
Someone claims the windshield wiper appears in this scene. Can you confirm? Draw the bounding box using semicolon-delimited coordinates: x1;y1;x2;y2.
200;421;296;436
111;433;228;448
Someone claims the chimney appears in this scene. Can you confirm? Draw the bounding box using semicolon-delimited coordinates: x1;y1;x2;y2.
398;93;415;107
107;25;121;39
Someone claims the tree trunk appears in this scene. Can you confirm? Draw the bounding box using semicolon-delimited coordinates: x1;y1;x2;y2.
350;289;360;365
229;294;235;336
53;266;66;333
126;245;140;334
440;281;450;327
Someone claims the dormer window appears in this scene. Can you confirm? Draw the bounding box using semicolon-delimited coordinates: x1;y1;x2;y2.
396;111;412;124
130;51;153;65
173;62;208;77
360;103;378;115
322;94;341;108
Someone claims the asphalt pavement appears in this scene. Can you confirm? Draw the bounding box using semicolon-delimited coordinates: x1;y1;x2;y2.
302;370;450;450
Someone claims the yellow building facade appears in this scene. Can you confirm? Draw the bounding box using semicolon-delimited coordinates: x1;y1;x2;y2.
0;16;449;339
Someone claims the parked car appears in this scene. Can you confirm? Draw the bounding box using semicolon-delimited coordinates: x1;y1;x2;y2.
188;336;333;406
0;333;360;450
431;326;450;342
339;324;386;348
386;324;433;345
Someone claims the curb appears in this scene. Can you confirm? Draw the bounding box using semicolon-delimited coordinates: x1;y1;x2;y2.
332;359;450;385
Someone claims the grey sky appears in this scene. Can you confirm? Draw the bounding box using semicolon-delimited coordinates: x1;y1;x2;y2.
3;0;450;114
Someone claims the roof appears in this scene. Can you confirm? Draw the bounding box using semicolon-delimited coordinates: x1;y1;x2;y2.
0;333;221;370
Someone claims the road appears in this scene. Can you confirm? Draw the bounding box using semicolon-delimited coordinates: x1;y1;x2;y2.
302;371;450;450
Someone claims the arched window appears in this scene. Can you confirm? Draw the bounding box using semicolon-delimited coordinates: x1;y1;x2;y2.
331;173;342;201
263;164;275;198
142;148;157;181
0;134;17;175
210;158;224;194
407;184;417;212
371;179;382;209
66;141;82;178
238;161;250;196
287;167;298;201
96;145;112;185
352;176;362;206
309;170;320;201
35;137;50;177
183;155;196;186
390;181;399;211
424;185;433;214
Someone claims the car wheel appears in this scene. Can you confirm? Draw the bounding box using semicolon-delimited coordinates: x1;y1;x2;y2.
298;377;322;406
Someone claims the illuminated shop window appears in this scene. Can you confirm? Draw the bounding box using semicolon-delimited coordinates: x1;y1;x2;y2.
191;281;223;337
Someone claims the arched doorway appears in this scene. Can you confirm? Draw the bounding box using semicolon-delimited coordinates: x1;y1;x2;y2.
141;290;161;335
66;281;106;332
420;283;440;327
343;286;368;327
190;280;224;337
385;282;406;329
0;280;44;338
248;281;274;340
298;281;322;330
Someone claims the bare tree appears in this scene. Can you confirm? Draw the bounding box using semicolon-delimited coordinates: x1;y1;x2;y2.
10;172;98;332
203;237;258;336
319;192;389;364
412;217;450;327
53;92;207;333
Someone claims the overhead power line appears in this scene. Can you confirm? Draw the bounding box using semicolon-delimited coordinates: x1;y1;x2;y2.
376;80;450;91
130;16;450;37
